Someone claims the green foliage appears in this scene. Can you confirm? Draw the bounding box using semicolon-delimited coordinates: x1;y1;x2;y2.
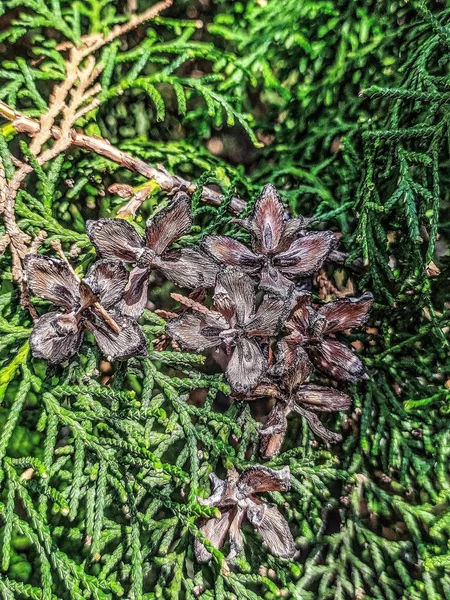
0;0;450;599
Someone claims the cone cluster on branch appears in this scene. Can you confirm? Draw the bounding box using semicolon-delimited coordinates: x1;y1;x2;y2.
24;184;373;562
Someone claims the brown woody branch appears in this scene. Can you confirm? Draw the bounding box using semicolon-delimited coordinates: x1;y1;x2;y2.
0;46;105;282
0;100;246;215
0;0;363;284
0;100;363;273
0;0;180;283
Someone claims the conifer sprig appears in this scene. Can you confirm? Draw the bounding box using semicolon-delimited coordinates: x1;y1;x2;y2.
0;1;449;598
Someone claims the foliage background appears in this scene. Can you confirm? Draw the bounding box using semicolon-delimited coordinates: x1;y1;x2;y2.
0;0;450;598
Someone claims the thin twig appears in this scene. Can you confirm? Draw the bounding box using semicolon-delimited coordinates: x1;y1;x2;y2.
29;230;48;253
51;240;121;334
56;0;174;54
